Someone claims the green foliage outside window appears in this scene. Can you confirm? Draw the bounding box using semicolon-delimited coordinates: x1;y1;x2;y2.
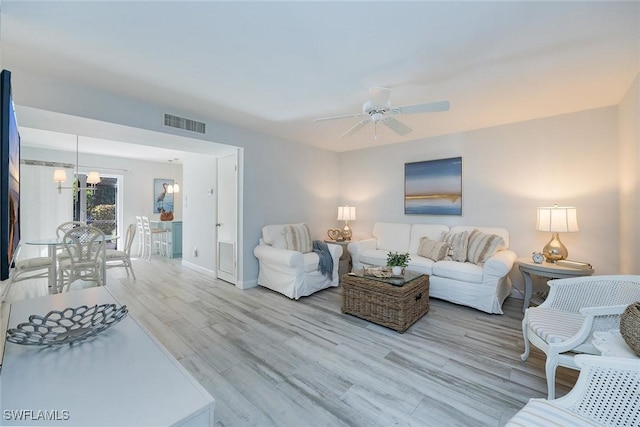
91;204;116;236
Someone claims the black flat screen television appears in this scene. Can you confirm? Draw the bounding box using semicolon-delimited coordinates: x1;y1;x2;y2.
0;70;20;281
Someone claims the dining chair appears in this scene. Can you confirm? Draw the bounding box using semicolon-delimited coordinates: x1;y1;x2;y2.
520;275;640;399
1;243;54;302
56;221;86;238
57;225;106;293
105;223;136;279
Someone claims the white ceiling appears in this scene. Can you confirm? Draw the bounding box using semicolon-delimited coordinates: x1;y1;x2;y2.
1;1;638;155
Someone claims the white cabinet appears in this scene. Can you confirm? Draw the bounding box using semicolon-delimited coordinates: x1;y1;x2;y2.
0;287;214;426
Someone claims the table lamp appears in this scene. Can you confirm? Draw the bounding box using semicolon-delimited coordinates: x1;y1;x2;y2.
536;205;579;262
337;206;356;241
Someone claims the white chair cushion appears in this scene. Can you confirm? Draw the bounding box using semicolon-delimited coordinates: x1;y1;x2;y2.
506;399;599;427
372;223;411;252
302;252;319;273
432;260;483;283
105;250;126;259
261;224;288;249
527;308;586;344
15;257;52;270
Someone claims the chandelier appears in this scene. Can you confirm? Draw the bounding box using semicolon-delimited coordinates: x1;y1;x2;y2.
53;135;101;193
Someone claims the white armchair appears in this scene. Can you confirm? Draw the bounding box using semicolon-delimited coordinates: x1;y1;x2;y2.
253;224;342;300
506;355;640;426
520;275;640;399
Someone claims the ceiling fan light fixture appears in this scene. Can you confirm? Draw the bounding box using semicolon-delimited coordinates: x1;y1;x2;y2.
370;112;383;123
314;87;450;139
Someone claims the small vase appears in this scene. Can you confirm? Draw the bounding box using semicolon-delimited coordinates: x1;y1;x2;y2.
391;266;403;276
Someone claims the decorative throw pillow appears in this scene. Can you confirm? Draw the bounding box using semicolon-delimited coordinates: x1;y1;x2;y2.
467;229;505;265
417;237;450;261
284;224;312;253
440;230;469;262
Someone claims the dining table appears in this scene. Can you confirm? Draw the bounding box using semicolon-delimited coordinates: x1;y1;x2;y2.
24;235;118;292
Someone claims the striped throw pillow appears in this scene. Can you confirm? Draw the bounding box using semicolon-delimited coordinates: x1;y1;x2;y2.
284;224;312;253
467;229;504;265
417;237;450;261
440;230;469;262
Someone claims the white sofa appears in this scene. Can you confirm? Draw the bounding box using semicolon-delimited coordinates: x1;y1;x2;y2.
347;223;517;314
254;224;343;300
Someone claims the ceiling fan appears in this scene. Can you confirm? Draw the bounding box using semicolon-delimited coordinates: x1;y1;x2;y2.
314;87;450;139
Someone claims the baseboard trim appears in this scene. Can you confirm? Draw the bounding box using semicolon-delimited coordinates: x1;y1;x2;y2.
180;260;216;277
237;279;257;290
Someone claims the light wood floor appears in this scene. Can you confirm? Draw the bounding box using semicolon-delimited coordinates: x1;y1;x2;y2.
2;257;579;427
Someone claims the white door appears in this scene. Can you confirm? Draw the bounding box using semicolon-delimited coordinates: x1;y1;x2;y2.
216;152;238;284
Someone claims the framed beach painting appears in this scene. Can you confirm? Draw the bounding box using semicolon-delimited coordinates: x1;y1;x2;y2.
154;178;174;214
405;157;462;215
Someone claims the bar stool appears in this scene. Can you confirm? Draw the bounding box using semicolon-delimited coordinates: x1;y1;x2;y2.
142;216;169;260
135;216;145;257
153;228;170;257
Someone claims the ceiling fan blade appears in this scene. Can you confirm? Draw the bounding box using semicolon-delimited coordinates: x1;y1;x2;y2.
395;100;450;115
381;117;412;136
340;119;370;138
368;86;392;109
313;112;366;122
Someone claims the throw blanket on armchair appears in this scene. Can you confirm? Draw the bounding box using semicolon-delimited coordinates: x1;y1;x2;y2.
312;240;333;278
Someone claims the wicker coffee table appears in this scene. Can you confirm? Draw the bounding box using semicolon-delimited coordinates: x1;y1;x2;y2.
341;270;429;333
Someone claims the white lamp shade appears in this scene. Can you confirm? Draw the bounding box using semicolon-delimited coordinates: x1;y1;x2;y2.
166;183;179;194
53;169;67;182
86;171;101;185
337;206;356;221
536;205;579;232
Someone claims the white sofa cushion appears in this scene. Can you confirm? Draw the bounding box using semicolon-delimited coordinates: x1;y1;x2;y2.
407;256;435;275
359;249;389;266
408;224;450;253
372;223;411;253
432;260;483;284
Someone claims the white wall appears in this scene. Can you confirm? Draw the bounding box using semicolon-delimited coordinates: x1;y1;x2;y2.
339;107;620;294
618;73;640;274
20;146;182;256
11;69;636;293
11;74;341;285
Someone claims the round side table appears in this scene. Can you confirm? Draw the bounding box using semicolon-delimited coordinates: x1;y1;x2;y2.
516;257;594;313
324;240;353;278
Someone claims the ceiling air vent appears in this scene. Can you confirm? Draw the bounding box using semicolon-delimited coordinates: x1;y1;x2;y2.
163;113;206;134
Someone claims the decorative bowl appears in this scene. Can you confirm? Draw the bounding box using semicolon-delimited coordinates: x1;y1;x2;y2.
6;303;128;346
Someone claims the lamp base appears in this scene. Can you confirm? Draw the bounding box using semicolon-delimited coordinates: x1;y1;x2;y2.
543;232;568;263
341;225;352;241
